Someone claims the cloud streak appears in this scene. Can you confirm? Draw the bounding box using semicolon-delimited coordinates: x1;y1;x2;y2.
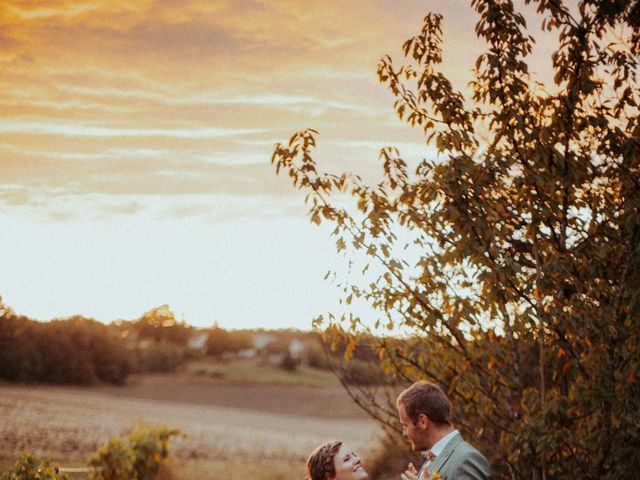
0;120;266;138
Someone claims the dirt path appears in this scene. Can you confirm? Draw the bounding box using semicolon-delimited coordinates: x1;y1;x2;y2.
0;379;382;463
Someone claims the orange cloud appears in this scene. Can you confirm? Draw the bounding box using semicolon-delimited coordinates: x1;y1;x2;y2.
0;0;489;219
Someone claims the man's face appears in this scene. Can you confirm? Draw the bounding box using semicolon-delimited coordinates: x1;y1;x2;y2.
398;403;429;452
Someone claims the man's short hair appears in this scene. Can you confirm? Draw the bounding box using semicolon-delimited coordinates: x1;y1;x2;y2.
397;380;452;426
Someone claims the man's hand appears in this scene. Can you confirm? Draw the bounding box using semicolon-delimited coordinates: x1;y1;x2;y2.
400;462;424;480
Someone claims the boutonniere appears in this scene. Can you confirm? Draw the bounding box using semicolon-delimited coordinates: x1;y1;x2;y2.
421;450;437;462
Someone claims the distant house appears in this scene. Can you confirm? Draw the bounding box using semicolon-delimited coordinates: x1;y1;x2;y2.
253;334;310;366
288;339;306;360
237;347;256;359
188;332;209;352
259;336;288;364
252;333;276;350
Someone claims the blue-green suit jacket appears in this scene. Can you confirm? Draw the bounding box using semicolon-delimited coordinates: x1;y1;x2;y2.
419;432;491;480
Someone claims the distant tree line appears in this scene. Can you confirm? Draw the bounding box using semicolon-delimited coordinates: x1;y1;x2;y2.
0;297;391;386
118;304;194;374
0;302;130;384
204;324;253;357
0;300;193;384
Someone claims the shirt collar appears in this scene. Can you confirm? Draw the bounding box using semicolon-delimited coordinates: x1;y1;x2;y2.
428;429;459;458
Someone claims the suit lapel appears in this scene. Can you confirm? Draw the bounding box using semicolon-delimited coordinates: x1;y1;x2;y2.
430;432;463;476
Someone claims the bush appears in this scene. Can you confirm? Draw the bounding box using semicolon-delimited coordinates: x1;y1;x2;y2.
133;342;186;373
89;438;133;480
305;339;332;370
89;422;180;480
341;358;388;386
0;455;68;480
279;350;300;371
205;326;253;357
1;423;179;480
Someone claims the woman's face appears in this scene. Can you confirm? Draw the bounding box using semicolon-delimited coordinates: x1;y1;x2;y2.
332;444;369;480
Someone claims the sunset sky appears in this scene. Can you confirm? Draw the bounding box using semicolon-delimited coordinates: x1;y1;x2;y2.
0;0;553;330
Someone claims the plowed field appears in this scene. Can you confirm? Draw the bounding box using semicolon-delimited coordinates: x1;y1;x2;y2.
0;374;381;470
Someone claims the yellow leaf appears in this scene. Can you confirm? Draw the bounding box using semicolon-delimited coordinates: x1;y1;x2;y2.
344;337;356;361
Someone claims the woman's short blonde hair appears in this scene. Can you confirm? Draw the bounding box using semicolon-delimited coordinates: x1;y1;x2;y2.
306;440;343;480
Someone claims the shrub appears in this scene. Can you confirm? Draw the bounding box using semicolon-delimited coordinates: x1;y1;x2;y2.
133;342;186;373
1;422;179;480
341;358;388;386
279;350;299;371
0;455;68;480
88;438;133;480
205;326;253;357
305;339;332;370
89;422;180;480
129;423;180;480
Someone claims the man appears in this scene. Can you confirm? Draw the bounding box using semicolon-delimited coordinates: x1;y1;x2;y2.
397;381;491;480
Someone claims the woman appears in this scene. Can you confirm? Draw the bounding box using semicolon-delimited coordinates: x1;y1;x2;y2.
306;440;370;480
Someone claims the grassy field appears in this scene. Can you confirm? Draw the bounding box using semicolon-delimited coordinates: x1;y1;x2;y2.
0;359;382;480
185;357;341;387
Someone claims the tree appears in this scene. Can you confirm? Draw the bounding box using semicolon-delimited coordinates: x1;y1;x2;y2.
0;298;130;385
133;305;192;346
204;324;253;357
205;324;234;357
271;1;640;479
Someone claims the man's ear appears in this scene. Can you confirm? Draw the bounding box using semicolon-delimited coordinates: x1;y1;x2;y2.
416;413;430;430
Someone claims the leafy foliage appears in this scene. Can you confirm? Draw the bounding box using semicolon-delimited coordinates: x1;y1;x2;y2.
0;300;130;384
205;324;253;357
132;305;192;346
88;422;180;480
133;341;187;373
0;423;178;480
89;439;133;480
0;455;68;480
272;1;640;479
279;349;300;371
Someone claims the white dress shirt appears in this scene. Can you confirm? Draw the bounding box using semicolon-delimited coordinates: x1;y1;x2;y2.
430;428;460;458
